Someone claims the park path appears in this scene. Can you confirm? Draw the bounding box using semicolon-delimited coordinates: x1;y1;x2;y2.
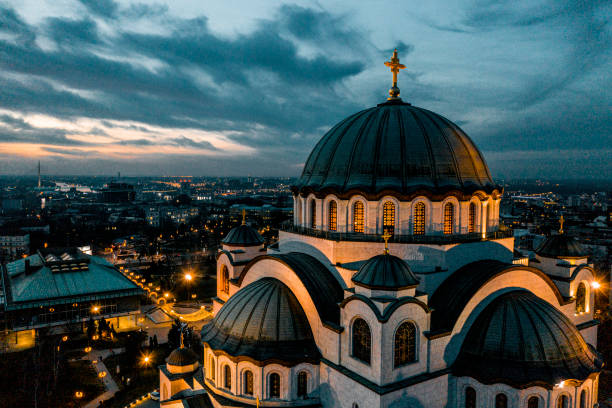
82;348;124;408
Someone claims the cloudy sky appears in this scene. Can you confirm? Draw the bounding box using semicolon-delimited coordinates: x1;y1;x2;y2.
0;0;610;179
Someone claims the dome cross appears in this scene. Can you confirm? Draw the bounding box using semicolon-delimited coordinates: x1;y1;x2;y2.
559;215;564;234
241;208;246;225
382;231;392;254
384;48;406;100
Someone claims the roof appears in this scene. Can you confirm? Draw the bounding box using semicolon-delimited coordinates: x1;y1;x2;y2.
294;100;497;200
453;290;602;388
167;347;198;366
428;260;565;334
1;250;141;309
201;277;320;365
352;253;419;290
221;225;264;247
535;234;589;259
238;252;345;328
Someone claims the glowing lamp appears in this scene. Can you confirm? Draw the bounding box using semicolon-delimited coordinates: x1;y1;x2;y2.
591;281;601;289
75;391;83;399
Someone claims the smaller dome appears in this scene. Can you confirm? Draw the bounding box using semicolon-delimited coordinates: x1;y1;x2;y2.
221;224;264;247
536;234;588;259
167;347;198;367
352;253;419;290
454;291;602;388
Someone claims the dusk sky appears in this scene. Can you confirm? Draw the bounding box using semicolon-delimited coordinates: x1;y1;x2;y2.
0;0;610;179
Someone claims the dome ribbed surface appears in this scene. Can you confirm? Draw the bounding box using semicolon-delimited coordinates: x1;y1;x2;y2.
201;278;320;364
294;100;496;199
536;234;588;259
454;291;602;388
166;347;198;366
221;224;264;246
352;253;419;290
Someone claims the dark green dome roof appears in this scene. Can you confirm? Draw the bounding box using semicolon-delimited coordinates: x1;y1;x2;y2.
294;100;496;199
201;278;320;364
221;224;264;246
352;253;419;290
166;347;198;366
454;290;602;388
536;234;588;259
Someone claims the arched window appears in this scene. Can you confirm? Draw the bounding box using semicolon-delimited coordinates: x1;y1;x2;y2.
576;282;587;313
465;387;476;408
243;370;253;395
495;393;507;408
468;202;476;233
394;321;417;367
443;202;454;234
223;365;232;389
527;396;539;408
328;200;337;231
353;201;364;233
383;201;395;235
413;202;425;235
579;390;587;408
557;395;569;408
269;373;281;398
221;265;229;294
210;357;216;381
352;318;371;364
310;200;317;229
297;371;308;398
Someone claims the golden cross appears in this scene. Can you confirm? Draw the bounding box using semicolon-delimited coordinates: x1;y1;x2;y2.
382;231;392;254
180;329;184;348
241;208;246;225
384;49;406;99
559;215;564;234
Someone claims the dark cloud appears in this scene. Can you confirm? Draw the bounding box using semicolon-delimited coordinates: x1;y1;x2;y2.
46;17;100;45
78;0;118;19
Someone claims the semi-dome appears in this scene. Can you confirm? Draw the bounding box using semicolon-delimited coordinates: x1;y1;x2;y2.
167;346;198;367
352;252;419;290
201;277;320;364
294;99;496;199
536;234;588;259
453;290;602;388
221;224;264;247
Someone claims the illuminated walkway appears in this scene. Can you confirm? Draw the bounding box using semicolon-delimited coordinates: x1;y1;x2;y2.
82;348;123;408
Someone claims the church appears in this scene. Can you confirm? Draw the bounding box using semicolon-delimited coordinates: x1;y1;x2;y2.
158;50;602;408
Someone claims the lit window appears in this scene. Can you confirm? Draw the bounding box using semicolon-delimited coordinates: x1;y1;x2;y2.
352;318;371;364
353;201;364;233
297;371;308;398
413;203;425;235
243;370;253;395
444;203;454;234
310;200;317;229
383;201;395;235
328;201;337;231
576;282;586;313
210;357;216;381
269;373;281;398
394;322;417;367
221;265;229;294
468;202;476;233
224;365;231;389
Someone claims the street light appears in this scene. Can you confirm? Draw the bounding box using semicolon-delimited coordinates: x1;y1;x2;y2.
184;272;193;301
591;281;601;289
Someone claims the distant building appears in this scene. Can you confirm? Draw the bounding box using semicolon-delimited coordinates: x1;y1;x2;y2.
146;206;199;227
0;230;29;261
0;248;142;350
100;182;136;203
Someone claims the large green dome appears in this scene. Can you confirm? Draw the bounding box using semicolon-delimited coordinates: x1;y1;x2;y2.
294;100;496;200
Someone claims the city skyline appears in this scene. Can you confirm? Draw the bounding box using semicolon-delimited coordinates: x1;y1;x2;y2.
0;0;610;179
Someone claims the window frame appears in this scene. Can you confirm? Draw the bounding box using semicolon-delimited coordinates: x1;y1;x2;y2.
351;318;372;364
393;321;417;368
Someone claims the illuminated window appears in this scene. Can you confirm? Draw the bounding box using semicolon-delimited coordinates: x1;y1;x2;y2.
394;322;417;367
468;202;476;233
224;365;231;389
210;357;216;381
221;265;229;294
495;393;507;408
353;201;364;233
557;395;569;408
269;373;281;398
352;318;371;364
297;371;308;398
444;203;454;234
528;396;539;408
413;202;425;235
576;282;586;313
328;201;337;231
310;200;317;229
243;370;253;395
465;387;476;408
383;201;395;235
